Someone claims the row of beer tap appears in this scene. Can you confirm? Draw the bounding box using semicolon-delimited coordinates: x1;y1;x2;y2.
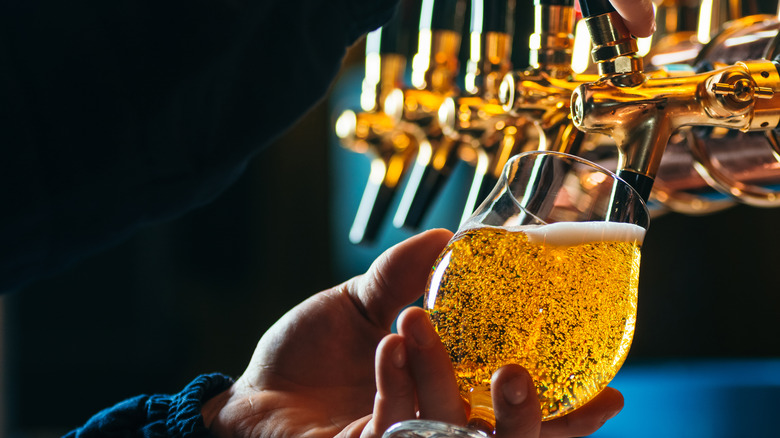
335;0;780;244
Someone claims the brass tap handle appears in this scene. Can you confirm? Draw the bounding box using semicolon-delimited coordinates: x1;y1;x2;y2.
572;0;651;199
530;0;577;77
359;0;421;113
410;0;466;92
571;59;780;202
336;110;419;244
335;0;424;244
447;0;520;224
711;80;774;101
463;0;515;99
497;0;583;157
583;14;643;76
391;0;482;230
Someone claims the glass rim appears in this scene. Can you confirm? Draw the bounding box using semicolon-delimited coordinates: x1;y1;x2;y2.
505;150;651;224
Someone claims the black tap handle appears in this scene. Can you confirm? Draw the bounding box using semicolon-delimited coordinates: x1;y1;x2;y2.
617;170;653;203
378;0;422;57
474;0;515;34
348;181;397;245
424;0;467;32
577;0;615;17
538;0;575;6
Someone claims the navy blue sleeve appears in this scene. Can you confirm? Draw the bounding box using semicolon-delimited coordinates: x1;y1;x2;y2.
63;373;235;438
0;0;398;293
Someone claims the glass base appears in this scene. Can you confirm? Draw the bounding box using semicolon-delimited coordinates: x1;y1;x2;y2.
382;420;489;438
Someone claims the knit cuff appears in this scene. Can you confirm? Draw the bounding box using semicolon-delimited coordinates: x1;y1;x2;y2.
151;373;235;438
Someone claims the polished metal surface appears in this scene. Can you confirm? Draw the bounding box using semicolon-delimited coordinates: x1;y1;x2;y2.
337;0;780;242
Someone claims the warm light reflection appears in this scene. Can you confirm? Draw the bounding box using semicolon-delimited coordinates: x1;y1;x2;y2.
386;155;406;186
349;158;387;244
470;0;484;33
496;127;516;175
335;110;356;141
461;148;490;225
724;31;780;48
698;0;713;44
465;32;481;94
650;49;702;67
412;0;435;89
432;143;450;170
583;170;608;190
361;52;381;112
393;140;432;228
412;30;432;89
571;19;591;74
368;157;387;185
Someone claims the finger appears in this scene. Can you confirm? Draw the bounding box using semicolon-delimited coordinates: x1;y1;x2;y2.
492;364;542;438
349;228;453;328
397;307;467;425
338;416;371;438
609;0;656;37
540;387;623;438
361;334;417;438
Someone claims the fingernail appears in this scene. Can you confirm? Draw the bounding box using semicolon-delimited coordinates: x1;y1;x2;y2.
602;409;620;423
409;315;436;348
502;375;528;405
392;342;406;368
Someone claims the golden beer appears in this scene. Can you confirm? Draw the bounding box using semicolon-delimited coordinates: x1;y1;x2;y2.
425;222;644;422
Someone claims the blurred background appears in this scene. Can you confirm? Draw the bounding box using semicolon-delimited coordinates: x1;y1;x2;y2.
4;1;780;437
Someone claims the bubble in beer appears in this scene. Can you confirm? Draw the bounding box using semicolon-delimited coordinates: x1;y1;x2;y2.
425;222;643;422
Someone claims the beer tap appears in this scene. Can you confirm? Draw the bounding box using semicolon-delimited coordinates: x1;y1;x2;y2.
570;0;780;202
499;0;586;157
385;0;467;230
334;0;420;244
673;11;780;209
646;0;771;214
435;0;521;225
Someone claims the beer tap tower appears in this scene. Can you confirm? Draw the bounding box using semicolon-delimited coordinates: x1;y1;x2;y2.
435;0;523;225
334;0;421;244
335;0;780;247
572;0;780;204
385;0;467;230
499;0;585;157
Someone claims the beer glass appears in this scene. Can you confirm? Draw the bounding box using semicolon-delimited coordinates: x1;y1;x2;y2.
384;151;649;437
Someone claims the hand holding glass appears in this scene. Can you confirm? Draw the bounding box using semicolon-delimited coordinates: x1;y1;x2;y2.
385;151;649;437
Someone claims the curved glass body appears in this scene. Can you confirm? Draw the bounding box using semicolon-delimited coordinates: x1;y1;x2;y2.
384;151;649;437
427;222;643;421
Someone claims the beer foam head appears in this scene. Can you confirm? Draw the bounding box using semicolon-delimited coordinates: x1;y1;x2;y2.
520;221;646;246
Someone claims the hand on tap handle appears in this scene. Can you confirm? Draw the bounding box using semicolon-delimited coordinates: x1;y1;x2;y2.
577;0;656;37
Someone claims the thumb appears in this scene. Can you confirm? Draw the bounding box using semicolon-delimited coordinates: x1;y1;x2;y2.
347;228;454;329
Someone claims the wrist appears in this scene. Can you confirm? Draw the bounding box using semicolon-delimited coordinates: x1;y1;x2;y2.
201;386;234;434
